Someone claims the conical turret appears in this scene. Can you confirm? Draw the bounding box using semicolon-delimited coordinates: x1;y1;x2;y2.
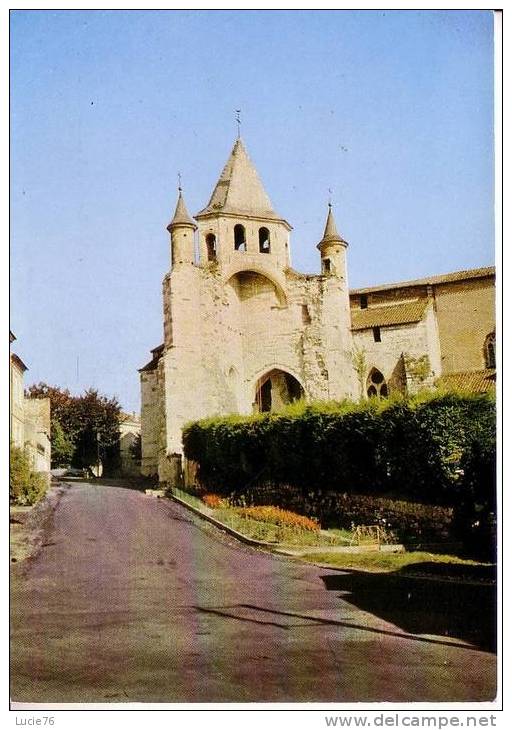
168;188;197;267
317;204;348;277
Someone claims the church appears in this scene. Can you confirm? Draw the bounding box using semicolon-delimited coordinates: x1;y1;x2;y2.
139;137;495;482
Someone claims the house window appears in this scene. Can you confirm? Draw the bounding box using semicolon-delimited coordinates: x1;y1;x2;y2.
234;224;246;251
360;294;368;309
484;332;496;369
206;233;217;261
259;227;270;253
367;368;388;398
322;258;331;274
373;326;381;343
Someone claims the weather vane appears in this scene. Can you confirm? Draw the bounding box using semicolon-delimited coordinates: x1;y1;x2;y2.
328;188;333;207
235;109;242;138
178;171;182;192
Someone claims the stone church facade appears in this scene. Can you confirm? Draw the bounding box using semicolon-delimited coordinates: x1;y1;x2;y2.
139;138;495;482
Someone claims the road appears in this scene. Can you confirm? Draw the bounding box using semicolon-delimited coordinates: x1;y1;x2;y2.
10;481;496;704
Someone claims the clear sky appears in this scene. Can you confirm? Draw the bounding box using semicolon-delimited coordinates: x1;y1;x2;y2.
10;9;495;414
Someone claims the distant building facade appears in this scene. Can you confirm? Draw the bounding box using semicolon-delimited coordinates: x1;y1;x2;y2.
10;332;51;478
119;412;141;476
139;138;495;482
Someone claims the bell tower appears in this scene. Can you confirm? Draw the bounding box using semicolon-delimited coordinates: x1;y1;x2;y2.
194;138;292;272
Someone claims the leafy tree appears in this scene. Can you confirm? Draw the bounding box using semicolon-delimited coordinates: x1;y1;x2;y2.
50;420;75;467
26;383;122;475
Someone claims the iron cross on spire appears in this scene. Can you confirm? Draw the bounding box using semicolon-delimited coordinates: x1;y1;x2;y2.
328;188;333;207
235;109;242;138
177;171;182;192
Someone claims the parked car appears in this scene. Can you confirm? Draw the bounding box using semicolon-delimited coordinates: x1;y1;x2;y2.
65;467;85;478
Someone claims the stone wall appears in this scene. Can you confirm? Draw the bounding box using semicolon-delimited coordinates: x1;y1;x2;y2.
433;276;495;373
23;397;51;474
159;257;356;461
140;366;164;478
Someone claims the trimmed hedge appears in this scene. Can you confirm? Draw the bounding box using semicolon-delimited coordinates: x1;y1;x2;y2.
183;392;496;508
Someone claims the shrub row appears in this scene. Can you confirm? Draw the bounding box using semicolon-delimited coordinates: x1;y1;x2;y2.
183;392;496;507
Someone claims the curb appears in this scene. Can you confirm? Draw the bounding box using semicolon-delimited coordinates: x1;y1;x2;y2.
165;491;496;586
166;492;403;556
167;492;277;549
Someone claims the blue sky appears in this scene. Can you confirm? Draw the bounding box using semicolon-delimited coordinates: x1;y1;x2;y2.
10;10;495;414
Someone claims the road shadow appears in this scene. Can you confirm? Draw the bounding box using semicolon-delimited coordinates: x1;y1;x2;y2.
61;476;151;492
320;565;497;653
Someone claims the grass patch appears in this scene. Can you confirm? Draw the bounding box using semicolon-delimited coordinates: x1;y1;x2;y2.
301;550;492;573
171;487;206;511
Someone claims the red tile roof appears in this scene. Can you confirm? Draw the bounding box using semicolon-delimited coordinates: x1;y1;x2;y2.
351;300;429;331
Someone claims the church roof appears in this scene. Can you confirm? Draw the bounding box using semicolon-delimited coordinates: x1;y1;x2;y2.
317;204;347;248
196;138;289;225
351;299;429;331
138;344;164;373
350;266;495;296
167;190;197;230
438;369;496;393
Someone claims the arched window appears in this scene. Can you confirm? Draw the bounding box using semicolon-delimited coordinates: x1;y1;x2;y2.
484;332;496;369
259;227;270;253
234;224;246;252
366;368;388;398
322;258;331;274
206;233;217;262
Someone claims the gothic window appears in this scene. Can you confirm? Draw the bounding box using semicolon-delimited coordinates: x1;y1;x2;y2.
322;258;331;274
234;224;246;251
259;227;270;253
206;233;217;261
484;332;496;369
373;326;381;343
367;368;388;398
360;294;368;309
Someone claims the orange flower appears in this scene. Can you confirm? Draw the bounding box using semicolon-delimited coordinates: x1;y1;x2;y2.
233;505;319;532
202;493;223;509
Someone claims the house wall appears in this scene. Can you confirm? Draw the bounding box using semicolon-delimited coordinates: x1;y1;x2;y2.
10;360;25;448
433;276;495;373
23;398;51;476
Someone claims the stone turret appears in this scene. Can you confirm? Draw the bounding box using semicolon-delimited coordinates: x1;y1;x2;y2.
167;188;197;267
317;204;348;278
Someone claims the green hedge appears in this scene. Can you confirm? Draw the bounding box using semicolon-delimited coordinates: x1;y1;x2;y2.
183;392;496;507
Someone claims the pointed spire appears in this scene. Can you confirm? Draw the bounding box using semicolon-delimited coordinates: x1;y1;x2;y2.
167;188;197;231
196;138;290;227
317;203;347;249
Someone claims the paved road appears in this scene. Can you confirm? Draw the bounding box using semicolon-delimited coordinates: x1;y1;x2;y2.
10;481;496;703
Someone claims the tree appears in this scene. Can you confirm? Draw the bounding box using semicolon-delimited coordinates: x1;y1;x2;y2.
51;420;75;467
351;347;367;400
26;383;122;475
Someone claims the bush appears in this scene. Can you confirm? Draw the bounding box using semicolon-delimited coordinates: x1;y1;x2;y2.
10;444;48;506
225;483;451;544
452;438;497;558
183;392;496;507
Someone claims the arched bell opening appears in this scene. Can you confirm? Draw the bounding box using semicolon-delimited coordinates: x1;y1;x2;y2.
254;369;304;413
